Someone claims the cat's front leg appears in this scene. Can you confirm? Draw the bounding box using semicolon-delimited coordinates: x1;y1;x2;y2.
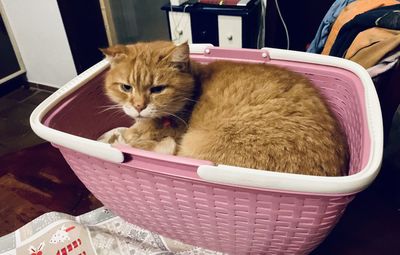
124;135;176;155
98;127;128;144
154;137;177;154
122;123;177;155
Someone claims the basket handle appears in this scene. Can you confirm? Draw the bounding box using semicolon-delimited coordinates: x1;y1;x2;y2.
115;144;214;179
191;46;271;64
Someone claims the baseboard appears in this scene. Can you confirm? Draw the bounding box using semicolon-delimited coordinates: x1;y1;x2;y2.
28;82;58;92
0;75;59;97
0;73;28;96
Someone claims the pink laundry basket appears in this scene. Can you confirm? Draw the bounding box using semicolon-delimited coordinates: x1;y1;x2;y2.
31;45;383;255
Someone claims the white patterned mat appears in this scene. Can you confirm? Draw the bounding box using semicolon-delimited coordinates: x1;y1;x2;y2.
0;207;223;255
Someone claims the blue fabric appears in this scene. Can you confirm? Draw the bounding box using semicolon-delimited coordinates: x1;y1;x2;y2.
307;0;356;53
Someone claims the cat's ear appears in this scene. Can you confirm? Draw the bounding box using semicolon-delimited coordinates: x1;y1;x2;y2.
100;45;128;63
170;42;190;72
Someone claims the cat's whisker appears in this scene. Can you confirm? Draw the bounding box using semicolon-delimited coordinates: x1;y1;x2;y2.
98;107;123;114
97;104;124;114
98;104;122;108
180;96;198;103
100;106;127;118
98;104;123;110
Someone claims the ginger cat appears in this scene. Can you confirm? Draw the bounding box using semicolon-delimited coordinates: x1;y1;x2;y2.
101;41;348;176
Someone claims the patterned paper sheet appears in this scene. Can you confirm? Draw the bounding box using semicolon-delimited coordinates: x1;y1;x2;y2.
0;207;223;255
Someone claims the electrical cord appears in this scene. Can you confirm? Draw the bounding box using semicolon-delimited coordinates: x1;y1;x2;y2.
257;0;267;48
275;0;289;50
169;3;192;43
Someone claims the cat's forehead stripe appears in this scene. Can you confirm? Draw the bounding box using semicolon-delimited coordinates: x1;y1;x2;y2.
129;62;135;85
132;60;139;85
129;59;154;90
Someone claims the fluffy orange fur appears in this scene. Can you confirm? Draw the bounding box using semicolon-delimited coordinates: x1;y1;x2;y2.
102;41;348;176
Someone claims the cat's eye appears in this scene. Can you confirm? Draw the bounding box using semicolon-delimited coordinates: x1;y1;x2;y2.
150;85;167;94
120;84;132;92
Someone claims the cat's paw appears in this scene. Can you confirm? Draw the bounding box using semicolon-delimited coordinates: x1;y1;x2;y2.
98;127;128;144
154;136;177;155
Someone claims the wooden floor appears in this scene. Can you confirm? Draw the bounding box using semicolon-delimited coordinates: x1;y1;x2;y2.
0;85;52;156
0;85;102;237
0;143;102;236
0;84;399;254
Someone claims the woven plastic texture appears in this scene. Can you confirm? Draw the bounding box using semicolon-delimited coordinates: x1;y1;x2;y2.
60;147;353;255
270;60;370;175
43;56;370;254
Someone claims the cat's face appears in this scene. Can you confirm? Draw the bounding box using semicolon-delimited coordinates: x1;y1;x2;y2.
102;41;194;120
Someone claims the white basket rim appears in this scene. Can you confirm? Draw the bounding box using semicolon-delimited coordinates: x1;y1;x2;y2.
30;44;383;195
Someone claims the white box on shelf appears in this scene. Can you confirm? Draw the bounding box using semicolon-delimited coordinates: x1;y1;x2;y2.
168;11;192;44
218;15;242;48
170;0;187;6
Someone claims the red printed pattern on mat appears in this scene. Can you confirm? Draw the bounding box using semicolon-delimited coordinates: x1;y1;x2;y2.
56;239;84;255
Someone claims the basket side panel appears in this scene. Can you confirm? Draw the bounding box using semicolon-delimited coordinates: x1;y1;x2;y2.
269;60;370;175
60;147;354;254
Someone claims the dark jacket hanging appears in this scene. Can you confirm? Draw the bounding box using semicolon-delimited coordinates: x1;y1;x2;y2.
329;4;400;57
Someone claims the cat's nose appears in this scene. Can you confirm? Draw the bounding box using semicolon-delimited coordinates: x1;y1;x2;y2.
134;104;145;112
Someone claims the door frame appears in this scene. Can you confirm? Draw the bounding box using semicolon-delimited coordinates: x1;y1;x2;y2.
0;1;25;84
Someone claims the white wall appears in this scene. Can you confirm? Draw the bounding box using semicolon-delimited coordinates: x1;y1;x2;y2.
0;0;77;88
